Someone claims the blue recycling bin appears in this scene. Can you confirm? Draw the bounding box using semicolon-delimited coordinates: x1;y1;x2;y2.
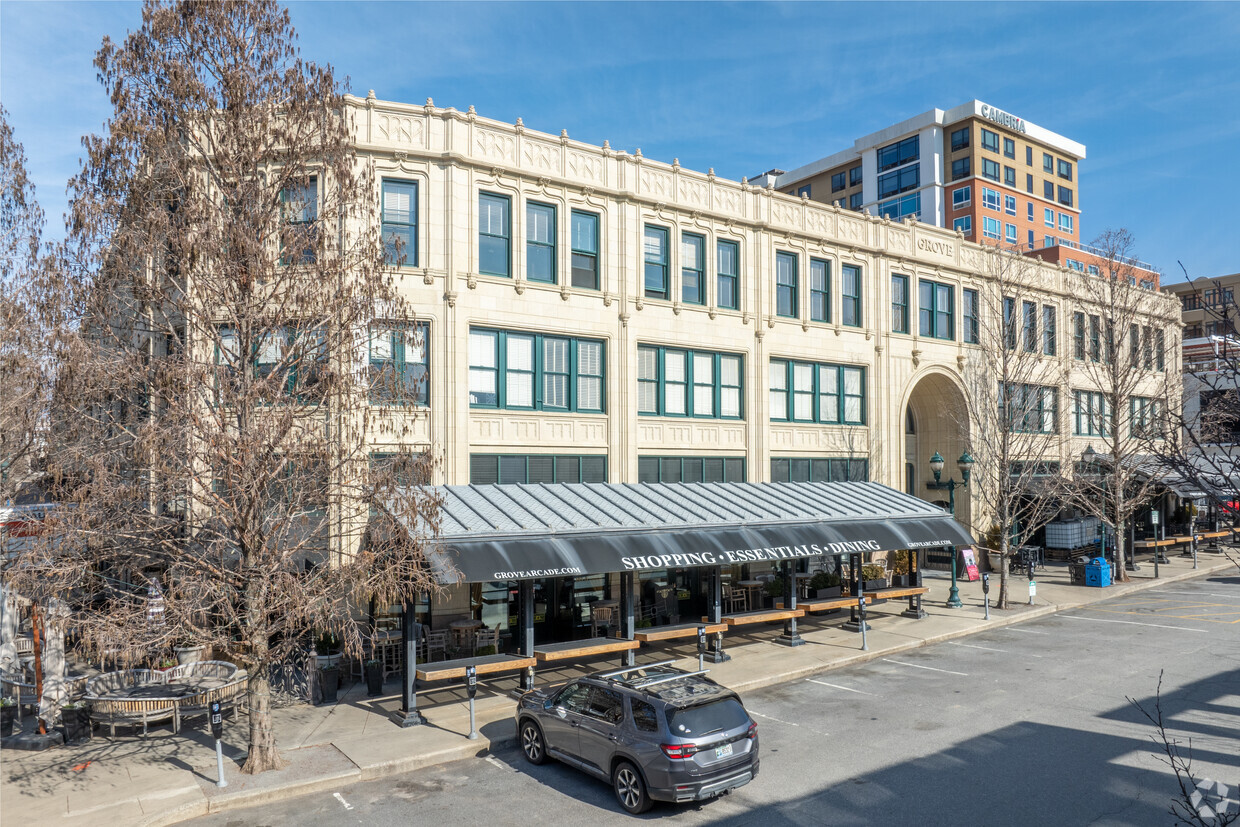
1084;557;1112;587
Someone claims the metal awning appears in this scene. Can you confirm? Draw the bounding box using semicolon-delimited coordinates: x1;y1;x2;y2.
388;481;975;584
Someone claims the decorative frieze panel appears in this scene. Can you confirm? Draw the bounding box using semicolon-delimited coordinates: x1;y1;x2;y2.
640;168;674;200
887;227;912;255
769;426;870;452
838;214;867;244
375;113;424;147
714;185;742;216
568;151;604;183
769;199;800;229
804;207;832;236
474;129;515;163
470;415;607;446
522;140;560;173
638;421;746;450
678;177;708;208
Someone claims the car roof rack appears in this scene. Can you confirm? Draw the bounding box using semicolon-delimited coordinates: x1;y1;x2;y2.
629;669;710;689
594;660;676;680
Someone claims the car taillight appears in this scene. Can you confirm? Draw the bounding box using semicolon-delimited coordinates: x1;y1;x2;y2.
660;743;701;759
747;721;758;739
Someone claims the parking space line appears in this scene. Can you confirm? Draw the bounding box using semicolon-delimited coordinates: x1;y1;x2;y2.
1058;615;1208;632
1159;591;1240;601
1004;627;1048;634
750;710;800;727
947;641;1011;654
806;679;874;695
883;659;968;676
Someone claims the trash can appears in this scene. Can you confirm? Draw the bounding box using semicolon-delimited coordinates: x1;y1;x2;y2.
1084;557;1112;587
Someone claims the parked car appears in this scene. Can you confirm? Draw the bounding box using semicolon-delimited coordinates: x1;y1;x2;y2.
514;661;759;814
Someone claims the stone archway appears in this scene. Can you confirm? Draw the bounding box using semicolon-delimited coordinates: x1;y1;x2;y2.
902;370;972;530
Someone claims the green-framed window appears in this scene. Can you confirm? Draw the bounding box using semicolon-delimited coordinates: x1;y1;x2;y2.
842;264;862;327
478;193;510;277
570;210;599;289
222;324;326;402
1089;314;1101;362
1073;312;1086;359
1022;300;1037;352
371;451;430;487
717;240;739;310
280;177;317;265
891;274;909;334
1130;396;1163;438
963;288;979;343
999;383;1057;433
1002;297;1016;350
775;251;798;318
381;179;418;267
470;454;607;485
1073;390;1108;436
770;457;868;483
638;456;745;483
526;202;556;283
769;358;865;425
682;232;705;305
644;224;669;299
810;258;830;323
1043;306;1056;355
468;328;604;412
369;321;429;405
918;280;954;340
637;345;742;419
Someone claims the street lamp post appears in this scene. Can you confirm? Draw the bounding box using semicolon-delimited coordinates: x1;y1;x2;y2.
926;451;973;609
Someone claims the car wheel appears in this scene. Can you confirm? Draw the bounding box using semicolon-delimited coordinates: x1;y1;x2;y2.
520;719;547;765
612;760;653;814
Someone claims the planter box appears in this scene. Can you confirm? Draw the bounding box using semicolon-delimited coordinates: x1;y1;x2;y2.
1;705;15;738
890;575;911;588
315;652;342;669
174;645;208;666
365;662;384;697
62;707;91;744
864;579;888;591
814;586;843;600
318;666;340;704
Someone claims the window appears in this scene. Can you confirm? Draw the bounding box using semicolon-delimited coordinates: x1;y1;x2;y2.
951;158;971;180
1026;173;1033;194
1155;329;1165;371
918;279;954;340
1043;306;1056;355
1089;314;1101;362
1002;297;1016;350
771;457;869;483
1073;311;1085;359
478;193;511;277
470;454;607;485
1129;324;1140;367
797;185;811;198
1004;137;1016;158
1073;390;1108;436
1005;195;1017;215
281;178;318;265
841;264;862;327
570;210;600;289
1058;186;1073;207
983;216;1001;240
1142;325;1153;370
1005;223;1017;243
950;127;970;151
769;359;865;424
1000;383;1058;433
1026;146;1033;166
982;159;1001;181
810;258;830;322
953;216;972;234
1045;208;1055;228
775;251;798;318
878;192;921;222
1059;212;1074;234
381;179;418;267
1027;202;1034;221
850;166;863;186
981;129;999;152
643;224;669;299
831;172;846;192
638;345;742;419
952;186;971;209
369;322;429;405
849;192;864;210
1028;229;1034;249
1130;397;1162;438
638;456;745;483
982;187;1001;210
1022;300;1037;351
1044;180;1055;199
878;166;919;199
891;274;909;333
631;699;659;732
717;240;739;310
681;233;705;305
526;202;556;283
1058;159;1073;181
1043;153;1054;173
963;289;979;343
877;136;919;172
469;329;604;412
1004;166;1016;187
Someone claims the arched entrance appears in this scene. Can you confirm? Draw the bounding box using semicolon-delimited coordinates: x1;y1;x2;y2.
903;370;972;530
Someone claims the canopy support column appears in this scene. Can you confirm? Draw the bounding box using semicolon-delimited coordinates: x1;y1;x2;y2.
520;580;535;691
775;560;803;647
391;599;424;728
842;552;868;633
620;571;635;667
708;566;729;662
902;548;927;619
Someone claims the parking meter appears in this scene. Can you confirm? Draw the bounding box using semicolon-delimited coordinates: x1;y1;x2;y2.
981;573;990;594
209;700;223;739
697;625;707;670
465;665;477;700
209;700;227;788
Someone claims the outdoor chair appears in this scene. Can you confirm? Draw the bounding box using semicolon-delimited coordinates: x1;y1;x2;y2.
473;627;500;654
589;605;615;638
425;630;448;662
723;584;748;614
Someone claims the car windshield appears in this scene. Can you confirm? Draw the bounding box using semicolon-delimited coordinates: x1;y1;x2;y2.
665;698;748;738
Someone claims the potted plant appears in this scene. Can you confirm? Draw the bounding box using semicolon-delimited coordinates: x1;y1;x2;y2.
861;564;888;592
154;657;177;672
888;552;915;587
174;641;208;665
61;701;91;744
810;571;842;599
364;659;384;697
763;579;784;609
474;644;497;657
314;632;342;669
0;697;15;737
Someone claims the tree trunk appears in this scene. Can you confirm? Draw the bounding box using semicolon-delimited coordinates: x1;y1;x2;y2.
241;664;286;774
996;535;1010;610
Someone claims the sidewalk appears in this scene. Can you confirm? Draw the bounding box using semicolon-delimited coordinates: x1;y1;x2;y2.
2;551;1235;827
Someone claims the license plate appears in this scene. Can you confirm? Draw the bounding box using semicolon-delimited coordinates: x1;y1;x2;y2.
714;743;733;759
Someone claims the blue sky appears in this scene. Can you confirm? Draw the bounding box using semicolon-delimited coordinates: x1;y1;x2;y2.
3;1;1237;281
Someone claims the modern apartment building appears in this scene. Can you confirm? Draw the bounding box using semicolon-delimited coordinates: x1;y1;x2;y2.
1163;272;1240;339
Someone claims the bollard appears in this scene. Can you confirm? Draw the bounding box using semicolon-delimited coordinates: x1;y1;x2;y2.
210;700;227;788
465;665;478;740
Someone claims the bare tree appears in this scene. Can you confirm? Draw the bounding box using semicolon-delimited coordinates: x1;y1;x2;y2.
959;246;1068;609
1063;229;1178;582
8;1;440;773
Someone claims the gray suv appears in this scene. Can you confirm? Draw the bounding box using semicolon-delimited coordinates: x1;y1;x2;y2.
514;661;759;814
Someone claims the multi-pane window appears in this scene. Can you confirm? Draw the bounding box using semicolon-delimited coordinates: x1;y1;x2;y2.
982;187;1001;210
983;217;1001;240
638;456;745;484
982;159;1001;181
478;193;511;277
1027;202;1034;221
1044;180;1055;199
1059;213;1074;234
468;329;604;412
769;359;865;424
1058;186;1074;207
878;166;919;199
1129;324;1140;366
1005;195;1017;215
638;346;742;419
1089;314;1102;362
849;166;863;186
381;179;418;267
681;233;705;305
950;127;970;151
918;280;953;340
1155;329;1165;371
891;274;909;334
1130;397;1162;438
1005;223;1018;244
570;210;599;289
963;289;979;343
1057;159;1073;181
1026;146;1034;166
1022;301;1037;351
775;251;798;317
849;192;864;210
1000;383;1058;433
953;216;972;234
797;185;811;198
1003;137;1016;158
841;264;862;327
717;240;739;310
1045;208;1055;228
1142;325;1153;370
1002;297;1016;350
877;136;919;172
1004;166;1016;187
831;172;846;192
981;129;1000;152
771;457;869;483
1073;311;1086;359
369;322;429;405
526;202;556;283
951;158;971;180
1073;390;1108;436
471;454;607;485
643;225;669;299
281;178;318;265
1043;153;1054;172
1043;306;1056;355
952;186;971;208
810;258;830;322
1026;173;1034;194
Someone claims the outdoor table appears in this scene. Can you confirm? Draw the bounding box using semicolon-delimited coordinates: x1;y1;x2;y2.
721;608;804;627
448;619;483;652
795;572;815;598
736;579;763;606
633;622;726;642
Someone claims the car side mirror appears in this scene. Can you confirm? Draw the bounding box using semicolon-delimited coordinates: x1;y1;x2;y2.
544;698;554;710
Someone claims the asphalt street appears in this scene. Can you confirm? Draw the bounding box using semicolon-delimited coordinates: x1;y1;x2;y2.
194;574;1240;826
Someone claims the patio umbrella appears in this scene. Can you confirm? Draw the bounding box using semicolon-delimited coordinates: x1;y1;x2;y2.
38;600;69;728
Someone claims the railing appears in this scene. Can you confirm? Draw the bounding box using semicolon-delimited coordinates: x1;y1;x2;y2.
1034;237;1155;272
